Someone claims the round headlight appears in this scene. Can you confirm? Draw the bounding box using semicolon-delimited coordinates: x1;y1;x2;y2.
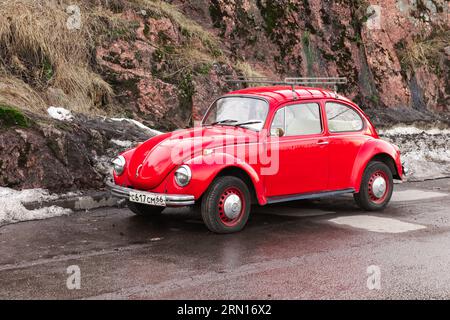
174;165;192;187
112;155;126;176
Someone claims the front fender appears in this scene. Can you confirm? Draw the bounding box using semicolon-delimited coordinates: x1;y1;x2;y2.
151;152;266;204
113;133;172;187
351;139;402;192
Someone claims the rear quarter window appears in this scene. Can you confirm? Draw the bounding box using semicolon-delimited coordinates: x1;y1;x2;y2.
325;102;363;132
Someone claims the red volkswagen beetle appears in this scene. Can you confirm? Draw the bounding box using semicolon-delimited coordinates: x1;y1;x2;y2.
108;79;403;233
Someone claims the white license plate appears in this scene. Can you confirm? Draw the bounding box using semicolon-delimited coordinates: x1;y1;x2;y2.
129;191;166;207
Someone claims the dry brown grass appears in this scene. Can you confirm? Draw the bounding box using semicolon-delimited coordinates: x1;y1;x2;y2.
0;0;113;114
130;0;221;56
0;74;46;112
399;30;449;72
0;0;263;118
0;0;223;115
234;61;267;86
124;0;227;81
235;61;265;78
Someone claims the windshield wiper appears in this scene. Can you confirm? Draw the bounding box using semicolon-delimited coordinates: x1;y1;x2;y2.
234;120;262;127
210;119;238;125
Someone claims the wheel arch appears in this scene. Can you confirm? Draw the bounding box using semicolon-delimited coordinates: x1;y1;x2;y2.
369;153;401;180
184;153;267;205
215;166;259;205
351;139;402;192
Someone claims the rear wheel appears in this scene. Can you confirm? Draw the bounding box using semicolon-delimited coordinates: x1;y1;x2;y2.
127;201;164;216
354;161;393;211
201;176;251;234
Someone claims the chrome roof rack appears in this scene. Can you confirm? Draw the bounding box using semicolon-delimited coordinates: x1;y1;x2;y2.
224;76;347;99
223;76;285;85
284;77;347;86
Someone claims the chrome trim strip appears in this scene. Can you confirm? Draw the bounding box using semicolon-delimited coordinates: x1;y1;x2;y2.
267;188;355;204
106;181;195;206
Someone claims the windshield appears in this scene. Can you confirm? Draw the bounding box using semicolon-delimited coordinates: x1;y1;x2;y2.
202;97;269;131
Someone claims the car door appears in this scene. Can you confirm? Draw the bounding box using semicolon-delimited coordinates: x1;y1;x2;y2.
325;100;368;190
264;101;329;197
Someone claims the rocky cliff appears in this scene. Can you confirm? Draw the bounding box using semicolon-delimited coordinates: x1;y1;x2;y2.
205;0;449;114
95;0;450;127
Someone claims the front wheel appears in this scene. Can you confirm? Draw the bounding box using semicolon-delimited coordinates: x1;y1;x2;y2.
201;176;251;234
127;201;165;216
354;161;393;211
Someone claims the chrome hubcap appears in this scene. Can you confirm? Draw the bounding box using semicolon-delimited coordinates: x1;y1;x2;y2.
223;194;242;219
372;176;387;199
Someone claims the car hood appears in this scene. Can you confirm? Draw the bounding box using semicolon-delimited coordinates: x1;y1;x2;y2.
127;126;258;189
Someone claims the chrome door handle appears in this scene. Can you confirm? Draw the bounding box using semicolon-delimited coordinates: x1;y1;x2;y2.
317;140;329;145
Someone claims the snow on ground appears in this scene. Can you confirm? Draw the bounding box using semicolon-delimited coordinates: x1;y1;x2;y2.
111;118;162;136
380;126;450;181
0;187;71;227
93;117;162;177
111;139;134;148
94;155;113;177
47;106;74;121
379;126;450;136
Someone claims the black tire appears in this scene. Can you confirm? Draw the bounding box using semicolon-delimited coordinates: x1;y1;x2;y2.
201;176;251;234
354;161;393;211
127;201;164;216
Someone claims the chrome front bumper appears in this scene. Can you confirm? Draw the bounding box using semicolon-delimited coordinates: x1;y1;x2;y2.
106;181;195;207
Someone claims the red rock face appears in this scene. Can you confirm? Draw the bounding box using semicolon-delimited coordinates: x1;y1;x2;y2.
94;1;447;130
359;0;448;112
95;8;236;130
174;0;448;116
95;11;184;130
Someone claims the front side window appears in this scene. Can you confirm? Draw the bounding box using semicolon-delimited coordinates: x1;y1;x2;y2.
203;97;269;131
270;103;322;136
326;102;363;132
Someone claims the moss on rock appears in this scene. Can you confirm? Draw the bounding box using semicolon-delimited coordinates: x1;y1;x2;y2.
0;105;30;128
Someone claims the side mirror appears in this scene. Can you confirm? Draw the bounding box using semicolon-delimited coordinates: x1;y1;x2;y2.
274;127;285;137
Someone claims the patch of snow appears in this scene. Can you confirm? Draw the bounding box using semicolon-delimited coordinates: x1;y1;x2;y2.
399;149;450;181
111;139;133;148
47;106;74;121
0;187;71;227
92;155;112;177
111;118;162;136
380;126;450;181
379;126;450;136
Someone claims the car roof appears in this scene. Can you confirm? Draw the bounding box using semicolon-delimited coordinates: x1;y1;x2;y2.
225;85;354;106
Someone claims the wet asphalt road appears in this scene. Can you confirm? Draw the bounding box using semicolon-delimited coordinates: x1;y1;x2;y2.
0;178;449;300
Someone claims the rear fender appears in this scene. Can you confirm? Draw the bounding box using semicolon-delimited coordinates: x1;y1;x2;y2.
351;139;402;192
